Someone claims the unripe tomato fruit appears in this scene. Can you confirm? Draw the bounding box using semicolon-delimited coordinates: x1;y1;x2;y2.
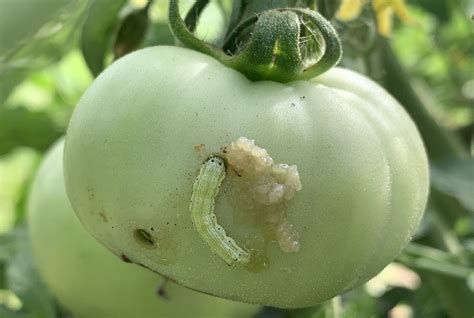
64;46;429;308
27;138;260;318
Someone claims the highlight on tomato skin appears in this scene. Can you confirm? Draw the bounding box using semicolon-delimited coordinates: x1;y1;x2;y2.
63;45;429;308
26;138;261;318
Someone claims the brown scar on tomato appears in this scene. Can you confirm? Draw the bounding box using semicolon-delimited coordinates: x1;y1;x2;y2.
194;144;206;158
231;167;242;177
99;209;109;222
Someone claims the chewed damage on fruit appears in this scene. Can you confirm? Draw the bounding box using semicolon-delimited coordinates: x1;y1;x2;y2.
224;137;302;253
191;137;302;267
129;222;178;265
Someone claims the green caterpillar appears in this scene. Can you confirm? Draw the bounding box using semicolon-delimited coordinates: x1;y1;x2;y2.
190;156;250;266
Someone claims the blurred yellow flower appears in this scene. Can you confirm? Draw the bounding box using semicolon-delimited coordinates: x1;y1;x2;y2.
336;0;412;37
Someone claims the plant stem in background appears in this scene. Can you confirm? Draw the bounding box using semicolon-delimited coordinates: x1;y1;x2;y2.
376;38;473;317
378;39;466;162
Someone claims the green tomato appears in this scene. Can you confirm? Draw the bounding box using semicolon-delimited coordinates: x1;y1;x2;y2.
27;138;260;318
64;46;429;308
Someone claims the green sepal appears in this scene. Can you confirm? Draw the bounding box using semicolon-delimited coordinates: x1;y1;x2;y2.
168;0;342;83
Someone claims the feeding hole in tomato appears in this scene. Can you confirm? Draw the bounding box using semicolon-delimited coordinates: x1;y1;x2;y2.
134;229;157;249
224;137;302;253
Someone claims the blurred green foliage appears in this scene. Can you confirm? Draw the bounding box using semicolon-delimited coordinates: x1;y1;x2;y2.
393;2;473;131
0;0;472;317
0;228;57;318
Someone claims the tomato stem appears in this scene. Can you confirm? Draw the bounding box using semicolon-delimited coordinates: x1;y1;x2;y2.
168;0;230;61
398;243;472;279
168;0;342;82
378;40;473;317
378;39;466;161
183;0;209;33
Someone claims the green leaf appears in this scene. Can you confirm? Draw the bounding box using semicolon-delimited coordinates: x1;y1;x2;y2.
317;0;341;19
0;0;77;58
342;288;378;318
0;107;64;156
0;235;16;265
0;1;88;104
143;22;176;47
255;307;287;318
398;243;473;280
113;4;150;59
377;287;414;317
467;272;474;292
0;67;29;105
431;158;474;212
286;306;324;318
0;228;57;318
421;272;474;318
81;0;127;76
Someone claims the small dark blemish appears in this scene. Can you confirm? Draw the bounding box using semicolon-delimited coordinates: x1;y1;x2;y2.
194;143;205;154
99;210;108;222
121;254;132;263
156;278;169;300
150;227;155;231
87;187;95;201
134;229;156;249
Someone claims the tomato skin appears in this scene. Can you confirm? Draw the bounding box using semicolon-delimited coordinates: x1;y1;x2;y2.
64;46;429;308
27;138;260;318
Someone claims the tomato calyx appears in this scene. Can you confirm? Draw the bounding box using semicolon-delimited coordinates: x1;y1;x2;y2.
168;0;342;83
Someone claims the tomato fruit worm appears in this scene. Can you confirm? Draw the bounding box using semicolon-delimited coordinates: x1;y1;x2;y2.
190;156;250;266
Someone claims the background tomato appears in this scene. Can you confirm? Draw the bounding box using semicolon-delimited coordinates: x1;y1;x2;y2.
64;46;429;308
27;138;260;318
